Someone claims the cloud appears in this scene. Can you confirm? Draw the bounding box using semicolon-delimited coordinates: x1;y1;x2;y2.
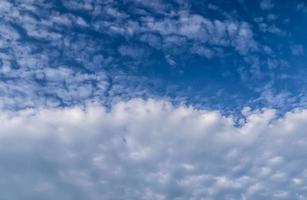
291;45;304;56
260;0;274;10
0;0;291;111
0;0;301;112
1;98;307;199
140;12;258;55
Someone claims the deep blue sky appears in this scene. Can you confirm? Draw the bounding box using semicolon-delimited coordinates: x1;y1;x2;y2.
2;1;307;200
0;0;306;113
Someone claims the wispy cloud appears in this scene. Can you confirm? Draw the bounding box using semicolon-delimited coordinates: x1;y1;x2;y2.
0;0;305;111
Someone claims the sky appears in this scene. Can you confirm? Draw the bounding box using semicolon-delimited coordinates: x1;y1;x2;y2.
0;0;307;199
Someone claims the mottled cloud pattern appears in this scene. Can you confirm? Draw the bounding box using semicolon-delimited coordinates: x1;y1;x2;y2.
1;99;307;199
1;0;306;110
1;1;307;199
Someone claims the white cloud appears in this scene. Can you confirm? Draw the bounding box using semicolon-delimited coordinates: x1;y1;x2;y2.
142;12;258;55
1;98;307;199
0;0;284;110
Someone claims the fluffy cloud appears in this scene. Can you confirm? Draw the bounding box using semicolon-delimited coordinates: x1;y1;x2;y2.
1;98;307;199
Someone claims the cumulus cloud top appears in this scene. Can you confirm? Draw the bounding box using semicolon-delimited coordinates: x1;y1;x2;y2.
1;99;307;199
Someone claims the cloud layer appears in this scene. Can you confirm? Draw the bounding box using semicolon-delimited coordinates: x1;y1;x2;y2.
1;98;307;199
1;0;305;110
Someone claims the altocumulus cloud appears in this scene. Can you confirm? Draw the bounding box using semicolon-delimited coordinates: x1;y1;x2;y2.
1;98;307;200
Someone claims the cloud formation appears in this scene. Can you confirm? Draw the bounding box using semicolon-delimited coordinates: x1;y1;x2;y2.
1;0;305;111
1;98;307;199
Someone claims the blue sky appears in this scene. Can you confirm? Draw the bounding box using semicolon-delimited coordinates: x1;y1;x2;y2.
0;0;306;112
1;0;307;199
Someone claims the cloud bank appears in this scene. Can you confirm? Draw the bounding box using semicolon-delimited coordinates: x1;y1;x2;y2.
1;98;307;199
